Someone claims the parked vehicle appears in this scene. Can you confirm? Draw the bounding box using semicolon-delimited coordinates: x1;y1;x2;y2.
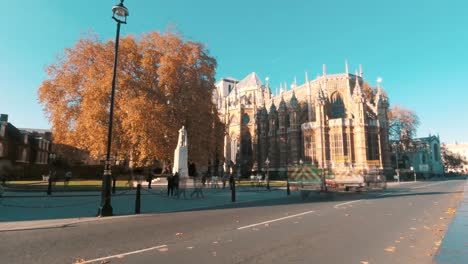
288;165;386;194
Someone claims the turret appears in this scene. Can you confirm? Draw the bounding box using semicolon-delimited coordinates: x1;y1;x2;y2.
278;96;288;167
268;101;279;168
278;96;288;133
289;92;299;129
305;71;312;121
257;104;269;171
352;73;365;104
288;92;301;164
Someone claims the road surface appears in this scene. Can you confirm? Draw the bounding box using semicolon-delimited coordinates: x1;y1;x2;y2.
0;179;465;264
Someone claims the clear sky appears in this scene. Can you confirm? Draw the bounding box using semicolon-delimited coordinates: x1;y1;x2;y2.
1;0;466;143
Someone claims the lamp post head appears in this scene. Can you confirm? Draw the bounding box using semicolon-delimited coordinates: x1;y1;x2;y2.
265;158;270;166
112;0;129;24
299;159;303;165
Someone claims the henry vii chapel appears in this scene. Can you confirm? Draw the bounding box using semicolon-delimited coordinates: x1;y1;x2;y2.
214;63;392;177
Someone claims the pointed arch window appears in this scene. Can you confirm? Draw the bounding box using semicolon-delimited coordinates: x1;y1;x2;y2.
433;144;439;161
330;92;345;119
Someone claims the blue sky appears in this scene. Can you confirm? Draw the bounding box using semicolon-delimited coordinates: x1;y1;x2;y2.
1;0;467;143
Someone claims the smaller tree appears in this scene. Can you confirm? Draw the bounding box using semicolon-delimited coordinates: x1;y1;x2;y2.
388;105;420;171
388;105;420;147
441;145;468;172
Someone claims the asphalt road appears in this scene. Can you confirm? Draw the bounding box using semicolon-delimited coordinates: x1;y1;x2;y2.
1;179;465;264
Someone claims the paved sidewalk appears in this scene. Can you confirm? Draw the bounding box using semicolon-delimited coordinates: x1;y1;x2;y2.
0;180;447;233
435;178;468;263
0;185;291;231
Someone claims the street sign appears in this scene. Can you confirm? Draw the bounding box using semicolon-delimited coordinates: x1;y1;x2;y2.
419;164;429;172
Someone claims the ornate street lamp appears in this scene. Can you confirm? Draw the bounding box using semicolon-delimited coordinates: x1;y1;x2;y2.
265;158;270;190
98;0;129;217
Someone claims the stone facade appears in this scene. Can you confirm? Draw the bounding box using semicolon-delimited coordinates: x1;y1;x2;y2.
214;65;392;177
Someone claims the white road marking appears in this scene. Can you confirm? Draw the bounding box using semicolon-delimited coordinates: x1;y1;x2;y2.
376;192;392;197
334;200;363;208
237;210;315;230
81;244;168;263
334;181;453;208
78;180;457;262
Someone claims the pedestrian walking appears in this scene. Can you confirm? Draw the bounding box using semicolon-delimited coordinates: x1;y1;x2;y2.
222;174;228;189
50;170;57;186
202;173;207;187
146;169;154;189
177;177;187;199
173;171;180;196
190;176;204;199
1;173;7;186
126;172;133;188
189;162;197;177
167;174;174;196
64;171;72;186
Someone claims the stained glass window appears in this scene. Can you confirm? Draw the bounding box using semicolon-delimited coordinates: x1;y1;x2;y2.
330;92;345;119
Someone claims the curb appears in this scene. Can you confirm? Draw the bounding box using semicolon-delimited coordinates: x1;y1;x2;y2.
0;214;148;232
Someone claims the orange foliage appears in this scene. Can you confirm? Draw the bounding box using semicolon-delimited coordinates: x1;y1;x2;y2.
38;31;223;166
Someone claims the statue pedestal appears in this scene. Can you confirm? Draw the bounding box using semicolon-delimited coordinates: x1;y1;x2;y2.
173;126;189;179
173;145;189;178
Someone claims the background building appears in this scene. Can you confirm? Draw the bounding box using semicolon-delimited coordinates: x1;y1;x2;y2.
0;114;53;179
390;135;444;179
215;64;392;177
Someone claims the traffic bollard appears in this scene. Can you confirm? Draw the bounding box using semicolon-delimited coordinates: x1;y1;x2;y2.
135;183;141;214
231;180;236;202
47;178;52;195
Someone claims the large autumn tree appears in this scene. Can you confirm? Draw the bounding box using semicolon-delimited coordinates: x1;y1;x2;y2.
38;31;224;167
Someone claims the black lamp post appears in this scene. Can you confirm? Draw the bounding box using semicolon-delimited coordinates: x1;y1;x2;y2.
47;153;56;196
98;0;129;217
286;173;290;195
265;158;270;190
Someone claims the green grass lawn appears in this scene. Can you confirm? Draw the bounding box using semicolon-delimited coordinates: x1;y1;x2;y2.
5;180;131;190
236;180;286;187
4;179;290;191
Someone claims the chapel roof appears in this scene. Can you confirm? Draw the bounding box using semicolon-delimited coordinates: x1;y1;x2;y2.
236;72;263;89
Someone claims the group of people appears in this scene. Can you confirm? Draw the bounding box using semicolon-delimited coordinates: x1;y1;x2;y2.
166;170;179;197
164;167;189;199
165;166;205;199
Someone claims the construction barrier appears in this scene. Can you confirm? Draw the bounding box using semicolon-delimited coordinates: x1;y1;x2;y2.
287;165;322;184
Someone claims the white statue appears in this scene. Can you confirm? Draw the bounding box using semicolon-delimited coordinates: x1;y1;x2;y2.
173;126;189;178
178;126;187;147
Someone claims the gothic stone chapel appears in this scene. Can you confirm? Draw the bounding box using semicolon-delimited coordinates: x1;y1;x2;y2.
214;64;392;177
